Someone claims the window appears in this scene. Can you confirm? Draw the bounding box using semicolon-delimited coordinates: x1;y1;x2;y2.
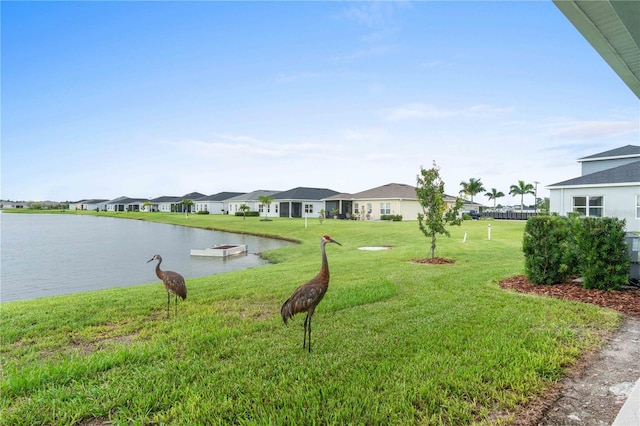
354;203;360;214
572;196;603;217
636;195;640;219
380;202;391;215
304;204;313;214
259;204;264;213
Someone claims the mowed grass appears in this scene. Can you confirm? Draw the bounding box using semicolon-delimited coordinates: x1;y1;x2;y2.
0;212;621;425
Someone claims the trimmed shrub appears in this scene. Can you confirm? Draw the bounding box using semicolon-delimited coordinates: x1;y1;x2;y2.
523;216;572;285
196;210;210;215
234;211;260;217
381;215;403;221
574;217;630;290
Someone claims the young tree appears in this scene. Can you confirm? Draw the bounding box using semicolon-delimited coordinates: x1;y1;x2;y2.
181;199;194;218
238;204;250;220
484;188;505;209
416;162;465;259
509;180;535;211
258;195;274;221
459;177;485;203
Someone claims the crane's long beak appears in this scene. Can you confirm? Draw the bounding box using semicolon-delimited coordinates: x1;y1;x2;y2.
146;257;154;263
330;238;342;246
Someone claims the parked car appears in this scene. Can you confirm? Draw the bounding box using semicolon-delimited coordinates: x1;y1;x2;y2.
461;210;481;220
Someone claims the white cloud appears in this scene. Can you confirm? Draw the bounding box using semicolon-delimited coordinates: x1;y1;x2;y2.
383;102;513;121
545;120;638;140
174;135;327;159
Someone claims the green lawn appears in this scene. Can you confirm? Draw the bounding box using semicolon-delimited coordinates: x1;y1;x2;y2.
0;211;620;425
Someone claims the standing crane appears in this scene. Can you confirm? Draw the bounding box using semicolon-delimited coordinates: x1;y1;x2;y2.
147;254;187;318
281;235;341;352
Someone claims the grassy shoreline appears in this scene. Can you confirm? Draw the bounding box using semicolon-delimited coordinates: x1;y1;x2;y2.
1;211;620;424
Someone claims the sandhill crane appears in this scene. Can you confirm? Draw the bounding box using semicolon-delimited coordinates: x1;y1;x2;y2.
147;254;187;318
281;235;341;352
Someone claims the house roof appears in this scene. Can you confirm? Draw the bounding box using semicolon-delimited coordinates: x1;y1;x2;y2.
324;183;461;201
578;145;640;162
225;190;283;202
323;183;414;200
195;192;246;201
273;187;339;200
553;0;640;98
181;192;206;200
151;195;182;203
81;199;108;204
106;196;147;204
548;160;640;187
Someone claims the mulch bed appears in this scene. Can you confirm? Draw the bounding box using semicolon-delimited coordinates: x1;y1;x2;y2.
500;275;640;318
412;257;455;264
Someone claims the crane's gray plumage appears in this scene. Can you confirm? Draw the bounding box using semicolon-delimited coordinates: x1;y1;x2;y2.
281;235;341;352
147;254;187;318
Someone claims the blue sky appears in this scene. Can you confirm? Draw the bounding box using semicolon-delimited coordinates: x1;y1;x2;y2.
2;1;638;205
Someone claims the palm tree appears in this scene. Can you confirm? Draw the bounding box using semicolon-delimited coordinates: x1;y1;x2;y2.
509;180;535;211
181;199;194;218
459;178;485;204
238;204;250;220
258;195;274;221
484;188;505;210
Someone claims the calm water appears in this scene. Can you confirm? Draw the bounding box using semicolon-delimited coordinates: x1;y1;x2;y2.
0;213;295;302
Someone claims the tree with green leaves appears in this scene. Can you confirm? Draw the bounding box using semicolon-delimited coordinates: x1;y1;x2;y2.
416;161;465;259
238;204;250;220
181;199;194;219
484;188;505;209
258;195;274;221
459;177;485;203
509;180;535;211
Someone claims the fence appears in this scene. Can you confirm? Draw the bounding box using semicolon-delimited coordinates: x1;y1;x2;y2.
482;212;538;220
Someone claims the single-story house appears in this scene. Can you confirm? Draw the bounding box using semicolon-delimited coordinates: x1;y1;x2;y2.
69;199;109;211
547;145;640;232
148;192;206;213
106;196;148;212
272;187;340;218
194;192;245;214
225;190;283;217
323;183;463;221
0;201;26;209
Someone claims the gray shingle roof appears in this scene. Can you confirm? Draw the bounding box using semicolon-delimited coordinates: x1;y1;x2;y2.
578;145;640;161
195;192;245;201
151;195;182;203
323;183;459;201
225;190;283;202
181;192;206;200
273;187;339;200
106;196;147;204
548;160;640;187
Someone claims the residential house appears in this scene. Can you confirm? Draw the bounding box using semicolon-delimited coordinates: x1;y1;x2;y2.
225;190;283;217
194;192;245;214
148;192;206;213
70;199;108;211
547;145;640;232
272;187;340;218
324;183;462;221
0;201;25;209
106;196;148;212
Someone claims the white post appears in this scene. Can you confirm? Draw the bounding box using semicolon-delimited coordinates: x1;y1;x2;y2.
305;211;308;229
463;232;467;243
488;224;491;240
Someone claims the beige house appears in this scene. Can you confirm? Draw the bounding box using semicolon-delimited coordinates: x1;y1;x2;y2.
323;183;464;221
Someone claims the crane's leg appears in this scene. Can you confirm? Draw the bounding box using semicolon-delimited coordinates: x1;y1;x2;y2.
174;293;178;317
303;313;309;349
307;314;312;353
167;292;171;318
